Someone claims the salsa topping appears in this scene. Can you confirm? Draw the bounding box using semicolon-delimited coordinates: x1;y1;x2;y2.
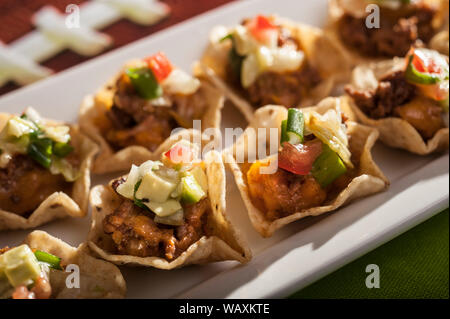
124;52;200;100
115;141;207;226
277;108;351;184
219;15;305;88
0;245;62;299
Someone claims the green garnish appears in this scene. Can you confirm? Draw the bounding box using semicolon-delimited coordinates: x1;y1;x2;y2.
220;34;233;42
180;174;205;204
405;54;443;85
27;137;53;169
311;143;347;188
281;108;304;145
34;251;62;270
228;38;245;82
126;67;162;100
133;179;148;210
53;142;74;158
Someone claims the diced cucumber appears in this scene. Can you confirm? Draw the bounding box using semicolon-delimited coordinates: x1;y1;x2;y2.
180;174;206;204
286;108;304;144
311;143;347;188
135;170;178;203
183;166;208;193
154;210;184;226
0;245;41;288
144;200;182;217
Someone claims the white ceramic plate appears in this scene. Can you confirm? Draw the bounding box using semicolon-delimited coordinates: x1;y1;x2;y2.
0;0;448;299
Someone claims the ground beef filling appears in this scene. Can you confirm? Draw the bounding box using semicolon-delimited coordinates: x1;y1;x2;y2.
339;3;437;57
104;74;207;152
103;182;210;260
0;155;73;216
228;23;322;108
246;64;322;108
346;70;444;139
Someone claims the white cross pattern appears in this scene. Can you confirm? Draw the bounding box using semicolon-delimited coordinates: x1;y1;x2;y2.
0;0;170;87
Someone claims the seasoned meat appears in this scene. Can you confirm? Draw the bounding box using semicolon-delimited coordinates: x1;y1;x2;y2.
339;3;437;57
103;185;210;260
345;70;416;118
103;200;175;258
246;64;322;108
247;164;327;221
346;71;444;139
104;74;206;151
0;155;72;216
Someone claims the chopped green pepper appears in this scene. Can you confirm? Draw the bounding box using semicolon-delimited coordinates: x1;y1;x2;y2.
180;174;205;204
280;120;288;144
34;251;62;270
281;108;304;145
126;67;163;100
311;143;347;188
53;142;74;158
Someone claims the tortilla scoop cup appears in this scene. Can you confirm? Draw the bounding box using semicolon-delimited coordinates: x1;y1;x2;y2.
22;230;126;298
79;60;225;175
87;131;251;269
344;58;449;155
0;114;98;231
225;97;389;237
195;16;351;123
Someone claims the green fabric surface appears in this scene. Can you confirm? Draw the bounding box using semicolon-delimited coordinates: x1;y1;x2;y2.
290;209;449;299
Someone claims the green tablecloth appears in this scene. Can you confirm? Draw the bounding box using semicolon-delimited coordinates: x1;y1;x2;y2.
290;208;449;299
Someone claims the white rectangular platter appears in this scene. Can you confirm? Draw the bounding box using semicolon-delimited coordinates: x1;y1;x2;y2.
0;0;448;299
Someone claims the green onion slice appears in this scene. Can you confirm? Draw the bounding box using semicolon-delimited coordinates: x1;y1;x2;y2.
34;250;62;270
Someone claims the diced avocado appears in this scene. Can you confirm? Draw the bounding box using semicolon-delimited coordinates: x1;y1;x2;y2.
154;210;184;226
0;245;41;287
144;200;183;217
311;143;347;188
180;174;206;204
183;166;208;193
135;170;178;203
0;268;13;298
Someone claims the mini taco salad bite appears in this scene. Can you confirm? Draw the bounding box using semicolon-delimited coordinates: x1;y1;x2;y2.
0;108;97;231
225;97;389;237
196;14;350;121
0;231;126;299
79;52;225;174
345;47;449;154
327;0;449;61
87;131;251;269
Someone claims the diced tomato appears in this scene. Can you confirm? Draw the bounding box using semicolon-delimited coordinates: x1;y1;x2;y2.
145;52;173;83
278;140;323;175
247;15;278;44
164;143;195;164
409;48;444;75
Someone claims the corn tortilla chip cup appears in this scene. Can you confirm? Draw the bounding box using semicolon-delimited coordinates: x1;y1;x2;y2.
326;0;449;66
79;60;225;174
345;58;449;154
87;131;251;269
225;97;389;237
0;114;98;231
22;230;126;298
195;16;351;123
